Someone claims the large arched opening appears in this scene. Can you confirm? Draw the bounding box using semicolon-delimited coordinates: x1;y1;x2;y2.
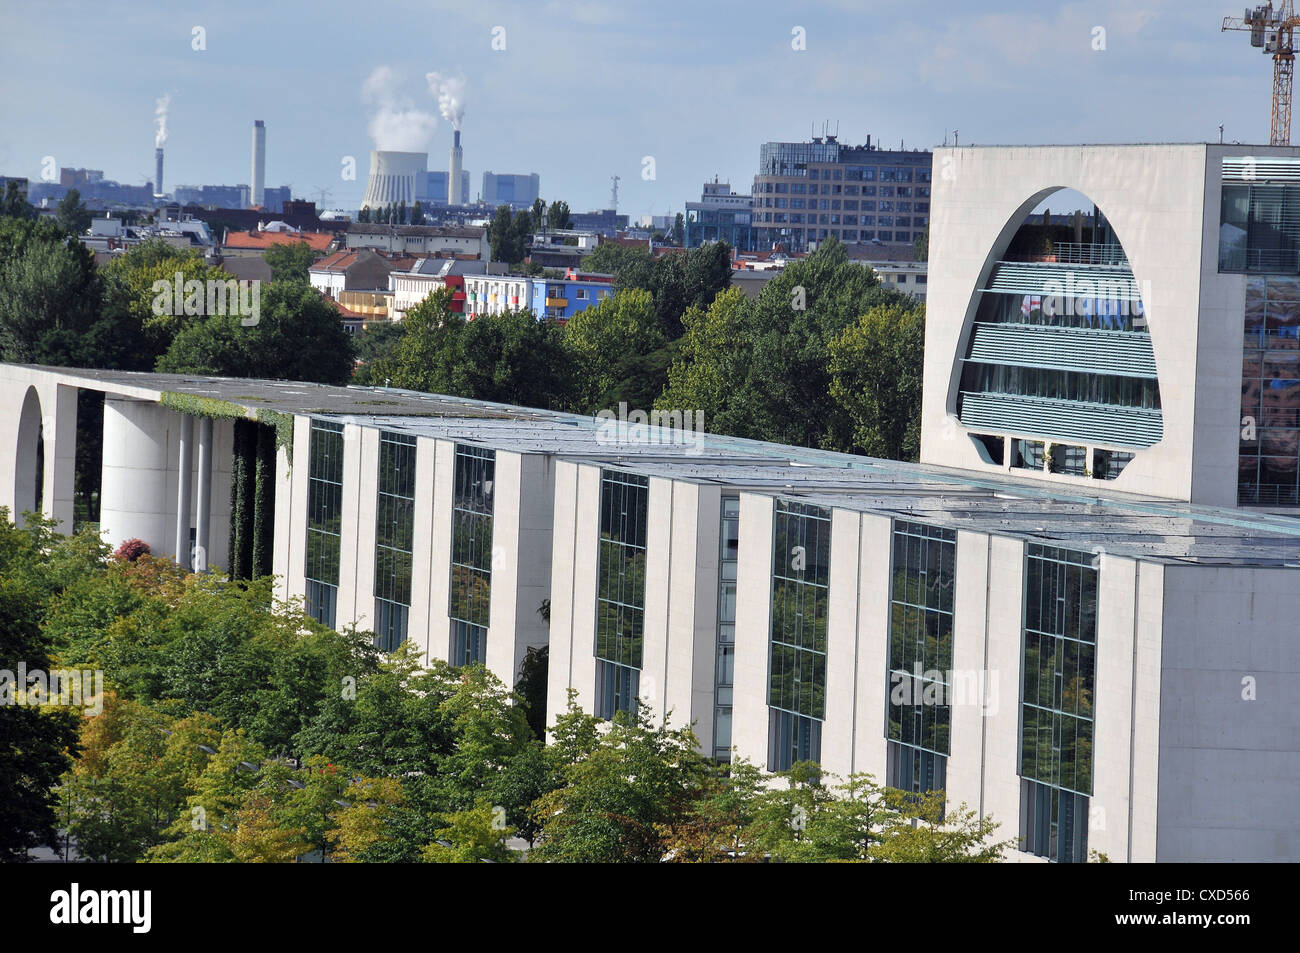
14;386;45;522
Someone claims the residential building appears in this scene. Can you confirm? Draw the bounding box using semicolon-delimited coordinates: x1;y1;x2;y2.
309;249;403;299
345;223;486;258
389;257;482;319
530;271;614;320
528;229;600;269
751;133;932;253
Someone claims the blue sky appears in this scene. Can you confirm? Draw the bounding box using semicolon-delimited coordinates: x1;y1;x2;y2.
0;1;1273;217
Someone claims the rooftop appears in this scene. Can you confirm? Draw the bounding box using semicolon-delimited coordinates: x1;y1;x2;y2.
22;365;1300;568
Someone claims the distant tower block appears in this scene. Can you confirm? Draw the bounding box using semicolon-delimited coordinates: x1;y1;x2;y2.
361;151;429;209
250;120;266;208
448;130;465;205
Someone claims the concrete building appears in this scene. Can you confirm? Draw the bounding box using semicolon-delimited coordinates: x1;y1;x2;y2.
461;273;536;319
361;151;428;210
527;229;600;269
345;223;485;258
482;172;540;210
309;249;403;299
425;169;472;207
5;145;1300;864
684;178;754;250
752;133;931;252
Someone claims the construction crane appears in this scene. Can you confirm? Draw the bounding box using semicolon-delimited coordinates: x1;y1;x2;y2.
1224;2;1300;145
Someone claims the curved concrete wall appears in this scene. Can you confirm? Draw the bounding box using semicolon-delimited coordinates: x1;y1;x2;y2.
100;397;177;555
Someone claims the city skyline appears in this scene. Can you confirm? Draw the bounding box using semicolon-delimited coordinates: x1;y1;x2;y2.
0;0;1273;216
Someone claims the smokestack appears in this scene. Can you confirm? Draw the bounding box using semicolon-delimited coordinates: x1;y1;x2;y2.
250;120;266;208
448;129;464;205
154;147;164;198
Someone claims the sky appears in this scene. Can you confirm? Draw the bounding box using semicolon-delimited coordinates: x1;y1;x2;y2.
0;0;1277;218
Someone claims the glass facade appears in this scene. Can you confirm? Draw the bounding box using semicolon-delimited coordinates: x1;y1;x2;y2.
449;445;494;666
595;470;649;720
1239;275;1300;504
373;431;416;652
713;495;739;761
767;499;831;771
1019;544;1097;863
304;420;344;628
886;521;956;800
1220;179;1300;273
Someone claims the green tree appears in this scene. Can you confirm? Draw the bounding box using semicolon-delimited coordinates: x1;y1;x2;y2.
562;287;666;412
54;188;91;234
913;225;929;262
410;201;425;226
2;180;36;219
827;301;926;460
488;204;517;263
671;212;685;245
350;320;405;385
510;210;533;265
530;197;547;231
532;701;712;863
546;200;572;231
262;240;318;284
156;281;356;384
421;804;515;863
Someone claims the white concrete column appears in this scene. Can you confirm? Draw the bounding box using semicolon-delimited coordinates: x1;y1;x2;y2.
175;414;193;570
195;417;213;571
732;493;775;769
100;398;176;557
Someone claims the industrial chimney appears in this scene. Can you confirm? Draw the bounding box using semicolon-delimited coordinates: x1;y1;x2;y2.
448;129;464;205
250;120;266;208
154;147;164;198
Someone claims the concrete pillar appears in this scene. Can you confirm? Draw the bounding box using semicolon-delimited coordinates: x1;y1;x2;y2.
195;417;212;571
175;414;193;570
100;398;175;557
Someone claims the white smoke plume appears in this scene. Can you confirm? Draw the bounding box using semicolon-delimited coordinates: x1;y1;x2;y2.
154;94;171;148
362;66;438;152
426;72;467;131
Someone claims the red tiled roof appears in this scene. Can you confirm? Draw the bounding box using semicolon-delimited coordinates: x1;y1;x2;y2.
310;250;359;272
222;230;334;251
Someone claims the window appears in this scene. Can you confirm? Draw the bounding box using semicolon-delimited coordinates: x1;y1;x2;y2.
1018;545;1097;862
595;471;649;719
374;431;416;651
305;420;344;627
575;287;589;300
886;521;956;806
449;445;495;666
714;495;739;761
767;499;831;770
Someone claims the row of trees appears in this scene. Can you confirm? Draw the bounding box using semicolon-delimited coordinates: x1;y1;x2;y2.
1;510;1009;863
363;237;924;460
487;198;573;265
357;201;425;226
0;188;353;384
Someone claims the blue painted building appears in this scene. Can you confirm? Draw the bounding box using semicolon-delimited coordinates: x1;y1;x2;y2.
529;273;615;320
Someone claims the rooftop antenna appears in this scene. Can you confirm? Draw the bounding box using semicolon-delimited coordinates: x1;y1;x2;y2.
1219;123;1225;143
610;174;620;211
954;129;959;146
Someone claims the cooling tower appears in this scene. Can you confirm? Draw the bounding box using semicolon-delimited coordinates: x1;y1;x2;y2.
250;120;266;208
448;130;464;205
362;150;429;210
154;147;164;198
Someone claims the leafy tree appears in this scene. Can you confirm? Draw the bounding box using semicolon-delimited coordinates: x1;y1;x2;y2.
488;204;518;263
530;197;547;231
421;804;515;863
0;218;138;367
514;644;548;740
350;320;405;385
870;789;1010;863
2;180;36;219
54;188;91;234
0;512;89;860
262;240;318;284
410;201;425;226
584;242;654;289
546;200;573;231
913;225;929;262
827;301;926;460
510;210;533;265
658;759;767;862
357;206;371;224
562;287;666;412
671;212;685;245
532;702;712;863
156;281;356;384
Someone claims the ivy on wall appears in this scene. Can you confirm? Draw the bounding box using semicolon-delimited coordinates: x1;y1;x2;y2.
229;419;257;581
251;423;276;579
